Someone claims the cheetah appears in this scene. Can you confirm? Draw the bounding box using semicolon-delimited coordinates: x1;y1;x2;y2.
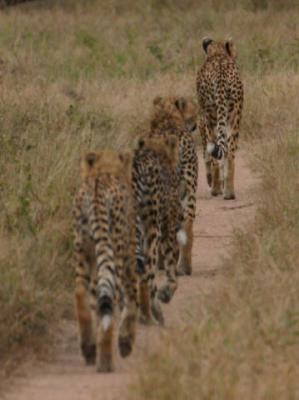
196;38;244;200
73;149;138;373
133;134;183;325
149;96;198;276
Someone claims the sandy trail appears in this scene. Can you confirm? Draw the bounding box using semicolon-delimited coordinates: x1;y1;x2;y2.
3;152;257;400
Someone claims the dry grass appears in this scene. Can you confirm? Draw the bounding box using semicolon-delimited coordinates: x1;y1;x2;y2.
0;0;298;389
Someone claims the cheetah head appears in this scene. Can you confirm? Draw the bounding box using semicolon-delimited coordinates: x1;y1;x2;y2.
138;134;179;168
81;149;132;182
202;38;237;59
152;96;197;133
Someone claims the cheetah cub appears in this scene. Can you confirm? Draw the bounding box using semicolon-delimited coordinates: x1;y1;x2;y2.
73;149;138;372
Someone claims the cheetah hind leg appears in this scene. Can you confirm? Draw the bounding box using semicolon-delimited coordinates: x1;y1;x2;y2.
158;247;164;271
201;122;212;187
211;159;223;196
139;281;157;325
118;305;137;358
151;295;164;326
220;159;225;190
223;156;236;200
176;220;193;276
206;160;212;187
157;238;178;303
204;153;213;187
118;270;138;357
75;285;96;365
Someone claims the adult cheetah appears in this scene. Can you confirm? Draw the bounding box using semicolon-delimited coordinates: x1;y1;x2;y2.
133;134;183;325
149;96;198;276
73;150;138;372
196;38;244;199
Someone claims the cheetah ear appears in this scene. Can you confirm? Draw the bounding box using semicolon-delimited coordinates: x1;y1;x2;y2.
166;135;177;150
153;96;162;106
85;152;98;168
137;137;145;149
119;150;132;180
175;97;186;112
81;151;99;179
202;37;213;53
225;39;237;58
119;151;132;167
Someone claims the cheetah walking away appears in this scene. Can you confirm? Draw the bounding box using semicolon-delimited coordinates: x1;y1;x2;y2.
149;96;198;275
73;150;138;372
196;38;244;200
133;135;183;325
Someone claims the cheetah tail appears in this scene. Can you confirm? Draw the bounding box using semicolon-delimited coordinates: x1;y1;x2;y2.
207;142;223;160
176;229;187;246
92;199;115;332
211;80;228;161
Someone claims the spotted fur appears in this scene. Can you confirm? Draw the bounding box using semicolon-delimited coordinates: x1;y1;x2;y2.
73;150;138;372
149;96;198;275
196;38;244;199
132;135;182;325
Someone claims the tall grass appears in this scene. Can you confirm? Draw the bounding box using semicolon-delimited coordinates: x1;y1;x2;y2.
0;0;298;381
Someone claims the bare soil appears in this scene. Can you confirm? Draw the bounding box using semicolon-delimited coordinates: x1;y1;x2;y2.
2;152;257;400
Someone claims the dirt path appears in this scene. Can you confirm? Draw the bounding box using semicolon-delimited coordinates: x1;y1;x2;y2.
3;153;257;400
